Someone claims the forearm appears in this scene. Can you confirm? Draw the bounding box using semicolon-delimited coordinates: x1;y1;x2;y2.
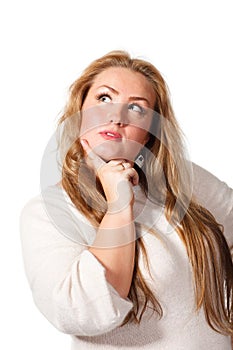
89;206;135;299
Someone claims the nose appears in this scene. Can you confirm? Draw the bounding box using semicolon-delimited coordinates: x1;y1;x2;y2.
107;104;127;126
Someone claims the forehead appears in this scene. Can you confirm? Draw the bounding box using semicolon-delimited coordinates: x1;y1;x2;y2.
91;67;156;106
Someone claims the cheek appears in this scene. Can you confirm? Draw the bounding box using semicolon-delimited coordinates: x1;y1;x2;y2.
127;127;149;144
126;114;153;144
80;119;89;137
80;106;109;136
79;129;99;148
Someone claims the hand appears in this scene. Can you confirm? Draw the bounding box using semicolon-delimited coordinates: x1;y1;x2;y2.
80;139;139;212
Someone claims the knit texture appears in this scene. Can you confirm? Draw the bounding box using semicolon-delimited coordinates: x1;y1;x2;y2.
20;163;233;349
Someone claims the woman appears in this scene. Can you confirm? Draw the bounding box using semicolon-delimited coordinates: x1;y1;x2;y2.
20;51;233;349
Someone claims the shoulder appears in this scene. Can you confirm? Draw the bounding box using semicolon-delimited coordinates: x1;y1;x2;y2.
20;185;71;226
192;162;233;248
20;185;96;245
192;162;233;211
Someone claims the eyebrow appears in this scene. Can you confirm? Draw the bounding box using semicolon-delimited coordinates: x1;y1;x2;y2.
96;85;151;106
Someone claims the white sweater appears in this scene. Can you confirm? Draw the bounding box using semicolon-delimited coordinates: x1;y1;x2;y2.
20;163;233;349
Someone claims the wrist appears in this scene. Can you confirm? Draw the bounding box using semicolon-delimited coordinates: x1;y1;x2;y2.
107;200;134;215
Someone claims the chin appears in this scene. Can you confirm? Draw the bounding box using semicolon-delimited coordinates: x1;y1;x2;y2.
97;151;133;162
93;143;137;162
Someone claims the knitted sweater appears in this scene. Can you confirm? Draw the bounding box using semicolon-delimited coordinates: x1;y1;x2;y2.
20;163;233;349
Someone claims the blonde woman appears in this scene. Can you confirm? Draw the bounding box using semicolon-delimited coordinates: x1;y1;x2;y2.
20;51;233;349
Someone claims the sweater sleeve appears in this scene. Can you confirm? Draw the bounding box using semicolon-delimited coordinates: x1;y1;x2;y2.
20;189;133;336
192;163;233;254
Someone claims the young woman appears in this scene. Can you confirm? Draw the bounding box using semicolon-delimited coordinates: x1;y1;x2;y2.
20;51;233;349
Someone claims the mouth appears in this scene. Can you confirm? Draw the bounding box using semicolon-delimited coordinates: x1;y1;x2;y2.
99;130;122;141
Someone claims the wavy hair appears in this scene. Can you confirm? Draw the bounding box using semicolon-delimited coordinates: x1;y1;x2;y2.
58;51;233;335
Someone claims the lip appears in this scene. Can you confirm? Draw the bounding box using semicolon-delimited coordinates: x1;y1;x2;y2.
99;130;122;141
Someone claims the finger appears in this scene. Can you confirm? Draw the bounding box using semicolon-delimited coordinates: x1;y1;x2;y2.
80;139;105;170
124;167;139;186
108;160;132;169
108;160;126;166
122;162;132;170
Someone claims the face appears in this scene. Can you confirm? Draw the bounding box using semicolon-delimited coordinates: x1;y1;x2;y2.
80;67;156;162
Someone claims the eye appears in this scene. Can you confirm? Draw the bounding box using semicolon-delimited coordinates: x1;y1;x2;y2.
97;93;112;103
128;103;146;116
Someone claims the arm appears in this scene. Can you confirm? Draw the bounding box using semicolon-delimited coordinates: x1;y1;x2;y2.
81;139;138;299
90;207;135;299
192;164;233;344
192;162;233;253
20;189;133;336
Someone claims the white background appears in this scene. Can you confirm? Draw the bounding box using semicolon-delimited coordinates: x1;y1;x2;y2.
0;0;232;349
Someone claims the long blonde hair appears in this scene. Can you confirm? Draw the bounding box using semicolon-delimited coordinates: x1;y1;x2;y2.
58;51;233;335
